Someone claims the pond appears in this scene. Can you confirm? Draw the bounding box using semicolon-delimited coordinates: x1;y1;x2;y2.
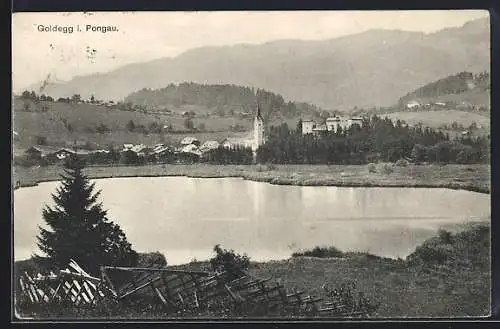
13;177;491;265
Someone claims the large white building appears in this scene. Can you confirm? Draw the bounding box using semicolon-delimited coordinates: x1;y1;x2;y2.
302;115;363;135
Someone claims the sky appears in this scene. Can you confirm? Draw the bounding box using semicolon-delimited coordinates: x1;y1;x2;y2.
12;10;489;91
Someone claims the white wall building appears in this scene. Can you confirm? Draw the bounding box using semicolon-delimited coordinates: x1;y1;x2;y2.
303;115;363;135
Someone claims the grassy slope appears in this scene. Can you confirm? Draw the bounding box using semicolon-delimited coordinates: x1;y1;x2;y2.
382;110;490;138
12;98;299;151
403;87;490;108
13;163;491;194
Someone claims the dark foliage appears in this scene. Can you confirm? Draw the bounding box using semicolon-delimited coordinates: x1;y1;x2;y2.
203;146;253;164
34;157;138;275
209;244;250;280
292;246;345;258
257;115;489;165
399;71;490;104
125;82;323;120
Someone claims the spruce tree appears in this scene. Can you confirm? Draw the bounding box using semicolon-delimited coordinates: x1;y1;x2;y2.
35;156;138;275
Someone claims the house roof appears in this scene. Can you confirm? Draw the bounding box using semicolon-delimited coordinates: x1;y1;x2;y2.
181;136;200;145
200;140;220;148
152;146;172;155
180;144;202;156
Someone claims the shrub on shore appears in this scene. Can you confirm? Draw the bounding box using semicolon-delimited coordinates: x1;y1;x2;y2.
395;159;409;167
379;163;394;174
209;244;250;279
292;246;345;258
406;223;490;267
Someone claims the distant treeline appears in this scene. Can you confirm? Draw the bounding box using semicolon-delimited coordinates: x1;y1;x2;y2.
399;71;490;104
256;115;490;165
124;82;323;120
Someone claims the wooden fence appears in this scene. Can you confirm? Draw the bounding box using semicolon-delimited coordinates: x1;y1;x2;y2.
18;260;376;317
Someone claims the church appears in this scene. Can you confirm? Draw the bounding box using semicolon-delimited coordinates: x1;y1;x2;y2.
221;106;265;153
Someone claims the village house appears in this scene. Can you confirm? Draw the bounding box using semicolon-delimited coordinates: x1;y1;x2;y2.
199;141;220;153
302;115;363;135
221;137;253;150
406;100;420;109
180;137;201;147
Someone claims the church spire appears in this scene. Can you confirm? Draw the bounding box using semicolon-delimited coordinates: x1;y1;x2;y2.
256;104;263;121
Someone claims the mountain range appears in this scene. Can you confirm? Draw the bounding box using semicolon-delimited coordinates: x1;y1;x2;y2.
24;17;489;112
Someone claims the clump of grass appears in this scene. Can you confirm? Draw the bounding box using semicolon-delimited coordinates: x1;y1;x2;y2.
367;163;377;173
266;163;277;171
378;163;394;174
255;164;266;172
395;159;409;167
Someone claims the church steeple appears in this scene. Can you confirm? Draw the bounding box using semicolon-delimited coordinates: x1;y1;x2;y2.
256;104;263;121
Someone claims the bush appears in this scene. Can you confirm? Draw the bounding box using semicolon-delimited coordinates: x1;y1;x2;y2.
379;163;394;174
437;229;453;244
137;252;167;268
209;245;250;279
395;159;409;167
367;163;377;173
266;163;277;171
256;164;267;172
292;246;345;258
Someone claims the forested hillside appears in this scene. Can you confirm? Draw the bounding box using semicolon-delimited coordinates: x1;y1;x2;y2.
125;83;324;121
398;71;490;107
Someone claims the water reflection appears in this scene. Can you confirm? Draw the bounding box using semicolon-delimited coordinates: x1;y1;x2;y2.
14;177;490;265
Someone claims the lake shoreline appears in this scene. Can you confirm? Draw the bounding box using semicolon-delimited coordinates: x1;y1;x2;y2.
13;163;491;194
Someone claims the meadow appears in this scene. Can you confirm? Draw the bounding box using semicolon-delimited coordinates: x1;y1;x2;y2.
13;163;491;194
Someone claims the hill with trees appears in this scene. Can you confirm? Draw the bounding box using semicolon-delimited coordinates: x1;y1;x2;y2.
124;83;323;121
398;71;490;108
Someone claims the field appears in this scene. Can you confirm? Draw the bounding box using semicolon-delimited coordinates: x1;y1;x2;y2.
382;110;490;131
13;163;491;194
403;87;490;109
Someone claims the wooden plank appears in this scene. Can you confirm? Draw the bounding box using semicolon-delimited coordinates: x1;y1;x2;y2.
224;284;245;303
58;270;102;283
193;291;199;309
50;282;63;302
101;269;118;298
153;286;168;306
26;273;47;303
75;280;92;304
61;281;75;303
119;276;162;300
178;292;184;305
102;266;209;276
19;277;26;293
